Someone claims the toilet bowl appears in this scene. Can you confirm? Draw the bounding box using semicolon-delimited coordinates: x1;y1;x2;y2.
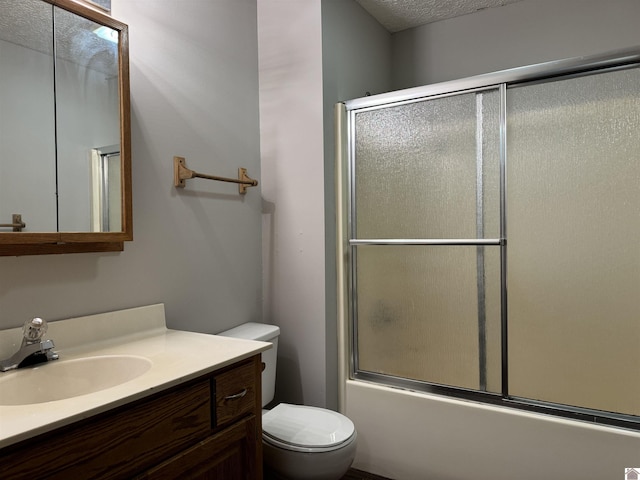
218;323;357;480
262;403;357;480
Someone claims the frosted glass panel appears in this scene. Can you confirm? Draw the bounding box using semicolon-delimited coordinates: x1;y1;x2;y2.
356;246;501;392
507;68;640;416
354;91;500;239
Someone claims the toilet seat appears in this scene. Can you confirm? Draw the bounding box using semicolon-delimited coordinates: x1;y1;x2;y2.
262;403;356;454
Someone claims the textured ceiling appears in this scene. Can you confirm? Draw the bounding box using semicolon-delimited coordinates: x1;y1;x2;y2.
0;0;118;75
355;0;525;33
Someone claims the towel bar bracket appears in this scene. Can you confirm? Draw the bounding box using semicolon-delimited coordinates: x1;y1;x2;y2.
0;214;26;232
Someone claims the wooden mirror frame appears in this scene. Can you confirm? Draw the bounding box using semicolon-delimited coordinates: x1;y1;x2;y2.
0;0;131;256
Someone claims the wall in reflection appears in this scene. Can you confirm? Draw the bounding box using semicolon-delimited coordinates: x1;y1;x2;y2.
0;35;57;230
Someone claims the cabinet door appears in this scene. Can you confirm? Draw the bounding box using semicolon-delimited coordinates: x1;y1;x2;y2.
139;416;260;480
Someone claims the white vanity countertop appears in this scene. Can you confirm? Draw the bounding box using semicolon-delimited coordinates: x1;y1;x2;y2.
0;304;271;449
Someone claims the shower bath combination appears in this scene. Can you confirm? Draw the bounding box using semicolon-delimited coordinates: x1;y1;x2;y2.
338;46;640;429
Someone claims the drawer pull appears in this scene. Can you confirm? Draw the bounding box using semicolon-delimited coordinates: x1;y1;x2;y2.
224;388;248;401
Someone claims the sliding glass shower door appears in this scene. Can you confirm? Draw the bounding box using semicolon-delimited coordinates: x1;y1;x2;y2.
351;89;502;393
343;50;640;426
507;67;640;416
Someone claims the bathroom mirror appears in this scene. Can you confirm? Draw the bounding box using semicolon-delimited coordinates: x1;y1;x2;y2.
0;0;131;255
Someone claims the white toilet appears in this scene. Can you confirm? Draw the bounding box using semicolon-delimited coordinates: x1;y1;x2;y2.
218;322;357;480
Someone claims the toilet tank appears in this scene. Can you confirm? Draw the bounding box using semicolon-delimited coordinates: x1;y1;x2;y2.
217;322;280;407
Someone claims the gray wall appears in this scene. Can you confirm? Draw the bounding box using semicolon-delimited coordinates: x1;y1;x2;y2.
256;0;390;410
0;0;262;336
258;0;326;408
392;0;640;89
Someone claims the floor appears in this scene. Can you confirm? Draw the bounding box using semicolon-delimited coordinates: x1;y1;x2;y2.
342;468;392;480
264;468;392;480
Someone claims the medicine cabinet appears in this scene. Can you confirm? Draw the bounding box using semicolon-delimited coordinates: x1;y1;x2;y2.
0;0;131;255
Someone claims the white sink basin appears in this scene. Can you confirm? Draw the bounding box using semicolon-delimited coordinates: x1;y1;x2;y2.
0;355;152;405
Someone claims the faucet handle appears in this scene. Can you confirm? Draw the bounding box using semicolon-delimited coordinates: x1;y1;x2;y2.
22;317;48;343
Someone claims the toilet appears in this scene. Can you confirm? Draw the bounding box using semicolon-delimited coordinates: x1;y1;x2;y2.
218;322;357;480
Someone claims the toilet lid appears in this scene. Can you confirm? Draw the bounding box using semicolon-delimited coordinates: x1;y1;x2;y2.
262;403;355;449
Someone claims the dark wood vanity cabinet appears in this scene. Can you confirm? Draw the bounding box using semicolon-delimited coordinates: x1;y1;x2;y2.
0;355;263;480
139;416;259;479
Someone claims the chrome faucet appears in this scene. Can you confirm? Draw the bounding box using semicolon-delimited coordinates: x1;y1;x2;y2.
0;317;59;372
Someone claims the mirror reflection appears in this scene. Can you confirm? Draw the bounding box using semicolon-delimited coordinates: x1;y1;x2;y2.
0;0;121;233
90;144;121;232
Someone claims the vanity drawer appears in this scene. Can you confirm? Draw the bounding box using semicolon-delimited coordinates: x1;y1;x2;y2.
214;359;257;427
